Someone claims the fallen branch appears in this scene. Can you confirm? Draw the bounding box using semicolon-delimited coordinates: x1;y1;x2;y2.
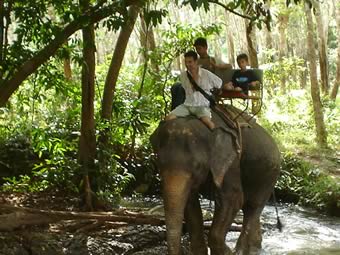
0;204;242;232
0;204;165;231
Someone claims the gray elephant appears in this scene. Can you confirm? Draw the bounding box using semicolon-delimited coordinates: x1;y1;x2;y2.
150;109;281;255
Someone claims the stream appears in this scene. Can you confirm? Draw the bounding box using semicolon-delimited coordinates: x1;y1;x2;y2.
129;198;340;255
223;203;340;254
0;198;339;255
260;204;340;254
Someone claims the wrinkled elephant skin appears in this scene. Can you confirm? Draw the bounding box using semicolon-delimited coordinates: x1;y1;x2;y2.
150;112;280;255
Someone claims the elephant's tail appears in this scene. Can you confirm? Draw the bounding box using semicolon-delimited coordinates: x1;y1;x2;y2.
272;190;283;232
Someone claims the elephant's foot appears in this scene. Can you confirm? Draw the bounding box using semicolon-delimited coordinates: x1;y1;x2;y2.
209;245;233;255
234;246;261;255
189;246;208;255
189;240;208;255
235;231;262;255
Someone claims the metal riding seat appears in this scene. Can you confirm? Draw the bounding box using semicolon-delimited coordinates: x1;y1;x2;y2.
214;68;263;121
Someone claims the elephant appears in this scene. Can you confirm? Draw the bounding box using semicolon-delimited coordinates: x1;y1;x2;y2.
150;108;281;255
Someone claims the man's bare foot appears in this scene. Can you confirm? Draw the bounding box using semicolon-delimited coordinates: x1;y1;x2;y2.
200;116;215;130
165;114;177;121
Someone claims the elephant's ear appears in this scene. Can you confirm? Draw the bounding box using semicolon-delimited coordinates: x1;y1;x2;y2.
150;129;159;152
210;128;238;188
150;121;165;152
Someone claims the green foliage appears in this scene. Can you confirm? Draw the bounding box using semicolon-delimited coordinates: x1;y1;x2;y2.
2;0;76;79
277;152;340;213
263;54;306;93
94;155;136;203
31;127;79;189
260;55;339;151
144;9;168;27
0;0;137;85
2;175;49;193
1;125;80;193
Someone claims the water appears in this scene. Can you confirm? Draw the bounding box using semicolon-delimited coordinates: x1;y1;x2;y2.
260;204;340;255
123;198;340;254
220;203;340;255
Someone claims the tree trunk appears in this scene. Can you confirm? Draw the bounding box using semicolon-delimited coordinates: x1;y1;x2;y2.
0;0;4;69
314;0;329;94
304;2;328;148
225;10;235;67
278;12;289;93
245;21;258;68
101;5;140;121
278;13;288;58
265;26;273;50
79;0;97;211
0;0;12;79
244;20;259;114
139;12;158;72
264;26;275;62
330;0;340;100
0;0;140;107
63;57;72;80
264;2;273;61
300;59;308;89
99;5;140;167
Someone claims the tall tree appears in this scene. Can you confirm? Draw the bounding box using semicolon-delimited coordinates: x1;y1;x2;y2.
224;10;235;67
63;42;73;80
245;21;259;68
314;0;329;94
330;0;339;100
79;0;97;211
264;1;273;51
304;2;328;147
140;11;158;72
101;5;140;121
278;9;289;93
99;4;140;163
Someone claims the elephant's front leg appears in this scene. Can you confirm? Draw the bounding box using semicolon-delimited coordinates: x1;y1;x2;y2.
184;193;208;255
162;170;192;255
208;166;243;255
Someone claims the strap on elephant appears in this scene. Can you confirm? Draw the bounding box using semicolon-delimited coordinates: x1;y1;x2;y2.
212;105;242;156
186;71;216;107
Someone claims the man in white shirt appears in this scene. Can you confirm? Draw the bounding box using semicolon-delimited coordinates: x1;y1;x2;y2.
165;50;223;130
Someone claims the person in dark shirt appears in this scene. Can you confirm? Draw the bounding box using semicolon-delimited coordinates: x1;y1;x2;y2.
231;53;259;95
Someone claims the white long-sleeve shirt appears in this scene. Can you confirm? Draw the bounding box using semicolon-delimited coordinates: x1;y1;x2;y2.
180;67;222;107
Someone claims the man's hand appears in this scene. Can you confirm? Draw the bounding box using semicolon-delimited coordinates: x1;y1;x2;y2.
222;82;234;90
249;80;260;89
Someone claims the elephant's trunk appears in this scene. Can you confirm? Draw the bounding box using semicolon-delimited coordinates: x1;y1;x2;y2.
162;170;192;255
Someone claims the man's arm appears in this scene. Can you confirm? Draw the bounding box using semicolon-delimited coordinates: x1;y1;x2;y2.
211;57;233;69
207;70;223;89
248;70;260;88
179;71;189;90
214;63;233;69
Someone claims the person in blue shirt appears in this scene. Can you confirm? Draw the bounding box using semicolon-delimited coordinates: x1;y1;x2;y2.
231;53;259;95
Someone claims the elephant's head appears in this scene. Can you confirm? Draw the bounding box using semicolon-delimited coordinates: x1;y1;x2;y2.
150;117;238;188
